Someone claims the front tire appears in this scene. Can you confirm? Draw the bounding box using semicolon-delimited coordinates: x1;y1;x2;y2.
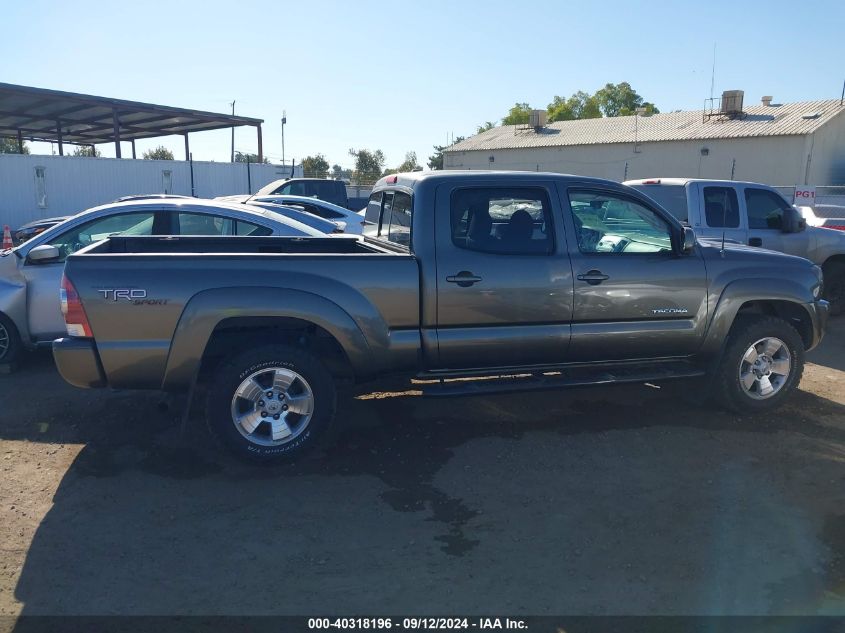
714;315;804;413
0;313;21;365
205;344;336;463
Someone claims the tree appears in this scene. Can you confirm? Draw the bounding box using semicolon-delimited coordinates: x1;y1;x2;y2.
301;154;330;177
594;82;660;117
0;137;29;154
396;151;420;172
234;151;269;164
348;148;385;183
476;121;496;134
72;146;101;157
547;91;601;122
501;103;532;125
427;136;464;170
331;164;353;181
143;145;174;160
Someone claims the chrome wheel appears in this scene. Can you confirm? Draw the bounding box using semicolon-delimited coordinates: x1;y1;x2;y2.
0;322;8;360
738;337;791;400
229;367;315;447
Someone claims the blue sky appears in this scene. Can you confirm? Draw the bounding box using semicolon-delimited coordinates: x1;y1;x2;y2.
3;0;843;168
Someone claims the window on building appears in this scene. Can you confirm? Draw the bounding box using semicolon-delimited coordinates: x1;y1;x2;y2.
34;167;47;208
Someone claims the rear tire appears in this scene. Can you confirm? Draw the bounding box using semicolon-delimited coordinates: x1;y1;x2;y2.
714;315;804;413
205;344;336;463
0;313;21;365
822;261;845;317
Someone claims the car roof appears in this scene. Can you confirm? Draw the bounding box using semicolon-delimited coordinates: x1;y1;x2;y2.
373;170;629;192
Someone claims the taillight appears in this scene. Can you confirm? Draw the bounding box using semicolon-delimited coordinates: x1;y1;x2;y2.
642;179;661;185
60;274;93;337
826;224;845;231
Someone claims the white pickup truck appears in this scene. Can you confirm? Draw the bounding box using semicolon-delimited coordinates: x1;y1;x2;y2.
625;178;845;315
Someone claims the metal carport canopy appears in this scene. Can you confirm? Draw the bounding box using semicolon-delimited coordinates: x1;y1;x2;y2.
0;82;264;159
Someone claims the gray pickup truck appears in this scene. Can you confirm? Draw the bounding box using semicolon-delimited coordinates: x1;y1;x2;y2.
53;171;828;462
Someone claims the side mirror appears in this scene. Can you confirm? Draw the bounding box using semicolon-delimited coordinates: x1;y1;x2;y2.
782;207;807;233
26;244;61;263
681;226;696;254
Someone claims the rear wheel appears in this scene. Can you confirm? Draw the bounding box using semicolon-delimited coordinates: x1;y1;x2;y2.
822;261;845;317
205;344;336;463
0;313;21;364
714;315;804;413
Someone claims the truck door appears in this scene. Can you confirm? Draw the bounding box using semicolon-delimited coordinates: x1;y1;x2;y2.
743;186;811;257
693;183;748;245
564;186;708;361
432;182;573;369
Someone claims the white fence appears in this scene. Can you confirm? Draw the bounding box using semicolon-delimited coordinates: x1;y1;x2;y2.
0;154;303;228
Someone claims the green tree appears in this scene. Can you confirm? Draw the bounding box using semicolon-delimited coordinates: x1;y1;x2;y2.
594;82;660;117
476;121;496;134
301;154;330;177
348;148;385;183
143;145;175;160
0;137;29;154
72;146;101;157
234;151;269;164
427;136;464;170
331;164;353;181
547;91;601;122
397;151;420;172
501;103;532;125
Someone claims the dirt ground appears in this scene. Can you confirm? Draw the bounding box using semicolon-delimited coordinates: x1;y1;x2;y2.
1;319;844;619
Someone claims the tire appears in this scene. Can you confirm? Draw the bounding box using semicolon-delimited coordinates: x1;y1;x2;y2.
0;313;21;365
205;344;336;463
714;315;804;413
822;261;845;317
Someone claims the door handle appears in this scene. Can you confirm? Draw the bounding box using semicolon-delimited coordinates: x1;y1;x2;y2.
446;271;482;287
748;237;762;247
577;270;610;285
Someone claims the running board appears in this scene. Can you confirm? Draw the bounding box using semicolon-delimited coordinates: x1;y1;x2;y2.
420;362;705;398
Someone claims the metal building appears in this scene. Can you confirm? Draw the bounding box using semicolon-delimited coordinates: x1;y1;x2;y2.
443;95;845;186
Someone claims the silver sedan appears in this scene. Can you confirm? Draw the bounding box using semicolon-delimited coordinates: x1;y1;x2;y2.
0;198;323;363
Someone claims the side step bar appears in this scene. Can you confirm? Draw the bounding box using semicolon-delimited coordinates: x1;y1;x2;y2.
420;362;706;398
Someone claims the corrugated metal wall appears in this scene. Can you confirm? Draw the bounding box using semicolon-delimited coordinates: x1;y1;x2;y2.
0;154;303;228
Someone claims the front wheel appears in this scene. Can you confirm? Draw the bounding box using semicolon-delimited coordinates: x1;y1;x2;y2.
714;316;804;413
205;344;337;463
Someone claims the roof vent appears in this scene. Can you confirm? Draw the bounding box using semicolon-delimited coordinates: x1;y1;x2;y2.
529;109;547;130
802;112;821;120
720;90;745;116
761;95;773;106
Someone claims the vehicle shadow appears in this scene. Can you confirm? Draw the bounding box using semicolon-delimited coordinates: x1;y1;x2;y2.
807;315;845;372
5;353;845;616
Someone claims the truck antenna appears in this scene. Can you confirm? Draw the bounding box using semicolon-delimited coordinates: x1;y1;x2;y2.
720;190;728;256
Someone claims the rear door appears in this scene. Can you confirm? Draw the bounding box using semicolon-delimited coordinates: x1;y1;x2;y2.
692;183;748;245
432;181;573;369
564;187;708;361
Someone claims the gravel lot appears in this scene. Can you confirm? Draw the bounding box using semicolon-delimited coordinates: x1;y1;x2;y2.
1;319;844;618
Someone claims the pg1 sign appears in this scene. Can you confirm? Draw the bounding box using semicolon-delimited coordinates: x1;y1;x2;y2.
794;186;816;206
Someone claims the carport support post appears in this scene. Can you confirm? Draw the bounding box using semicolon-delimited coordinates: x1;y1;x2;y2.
56;120;63;156
112;109;121;158
256;125;263;163
131;140;136;159
16;130;23;154
184;133;190;161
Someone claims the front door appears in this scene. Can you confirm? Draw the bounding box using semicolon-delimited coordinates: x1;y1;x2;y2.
433;183;573;369
744;186;811;257
565;187;708;361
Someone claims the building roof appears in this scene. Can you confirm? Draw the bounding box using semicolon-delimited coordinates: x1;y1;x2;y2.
0;82;262;145
445;99;845;153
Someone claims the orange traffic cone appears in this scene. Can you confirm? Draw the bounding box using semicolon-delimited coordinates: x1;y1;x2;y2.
1;225;12;250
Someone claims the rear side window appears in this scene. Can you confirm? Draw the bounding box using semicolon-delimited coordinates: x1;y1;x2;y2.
630;184;689;222
365;192;382;224
703;187;740;228
177;212;234;235
376;191;412;248
450;187;553;255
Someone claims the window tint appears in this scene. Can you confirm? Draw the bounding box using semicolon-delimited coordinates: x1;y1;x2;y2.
630;184;688;222
365;192;382;224
746;188;789;230
376;191;412;247
569;190;672;254
703;187;740;228
46;212;155;261
451;188;553;255
236;220;272;236
177;212;234;235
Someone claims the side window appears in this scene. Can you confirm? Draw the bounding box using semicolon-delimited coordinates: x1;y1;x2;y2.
703;187;740;228
568;190;672;254
46;212;155;262
450;187;553;255
746;188;789;230
387;191;412;246
236;221;272;236
365;192;382;224
278;182;306;196
177;212;234;235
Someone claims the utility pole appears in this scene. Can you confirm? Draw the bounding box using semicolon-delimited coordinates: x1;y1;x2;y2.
281;110;287;167
230;100;236;163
